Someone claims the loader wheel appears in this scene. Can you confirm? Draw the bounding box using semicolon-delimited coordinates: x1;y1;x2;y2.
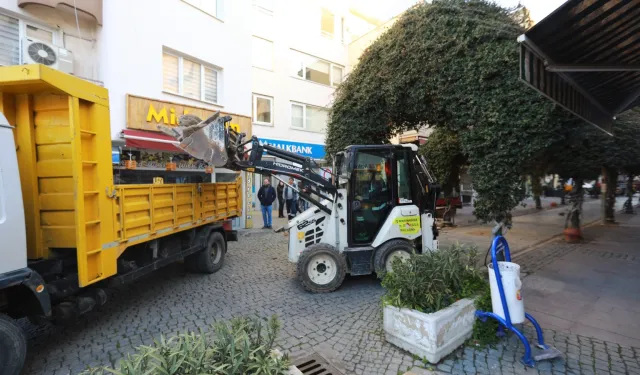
0;314;26;375
185;232;226;273
374;239;414;276
297;244;347;293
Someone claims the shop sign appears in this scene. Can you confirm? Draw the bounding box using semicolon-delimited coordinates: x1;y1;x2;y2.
258;138;325;159
126;95;251;137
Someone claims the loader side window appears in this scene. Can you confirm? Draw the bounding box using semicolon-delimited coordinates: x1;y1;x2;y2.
351;150;392;244
396;150;413;204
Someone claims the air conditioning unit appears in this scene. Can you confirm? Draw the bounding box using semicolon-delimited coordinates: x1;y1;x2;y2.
22;37;74;74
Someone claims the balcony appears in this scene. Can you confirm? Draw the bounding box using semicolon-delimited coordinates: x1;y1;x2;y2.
18;0;102;25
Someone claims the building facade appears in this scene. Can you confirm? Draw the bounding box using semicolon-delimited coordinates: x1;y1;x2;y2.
249;0;349;163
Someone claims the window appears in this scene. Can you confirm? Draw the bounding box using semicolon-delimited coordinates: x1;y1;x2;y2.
26;24;53;43
182;0;222;19
321;8;334;38
253;94;273;125
292;51;343;87
290;103;329;133
252;37;273;71
397;150;413;204
163;51;221;104
0;14;19;66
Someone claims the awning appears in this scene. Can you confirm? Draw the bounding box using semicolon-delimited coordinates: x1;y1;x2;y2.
518;0;640;132
121;129;181;152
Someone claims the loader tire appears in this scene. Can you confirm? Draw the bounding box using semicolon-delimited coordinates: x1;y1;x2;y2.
185;232;226;273
0;314;26;375
297;243;347;293
374;239;414;277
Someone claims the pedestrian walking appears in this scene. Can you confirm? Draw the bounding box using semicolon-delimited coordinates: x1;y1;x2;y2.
257;178;276;229
276;181;285;218
284;177;298;220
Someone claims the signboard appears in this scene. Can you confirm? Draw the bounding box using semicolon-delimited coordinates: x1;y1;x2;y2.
258;138;325;160
126;94;252;138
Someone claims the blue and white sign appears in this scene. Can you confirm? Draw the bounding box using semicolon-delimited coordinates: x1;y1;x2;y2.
258;138;326;159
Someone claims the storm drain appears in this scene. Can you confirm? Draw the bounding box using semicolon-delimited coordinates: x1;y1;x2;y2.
293;353;344;375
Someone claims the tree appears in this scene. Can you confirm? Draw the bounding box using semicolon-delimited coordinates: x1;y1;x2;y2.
327;0;572;224
420;128;467;196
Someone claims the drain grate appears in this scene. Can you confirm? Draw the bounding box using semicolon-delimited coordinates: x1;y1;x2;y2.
293;353;344;375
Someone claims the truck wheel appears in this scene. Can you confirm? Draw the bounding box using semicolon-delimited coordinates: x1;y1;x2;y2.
374;239;414;276
297;243;346;293
0;314;26;375
185;232;226;273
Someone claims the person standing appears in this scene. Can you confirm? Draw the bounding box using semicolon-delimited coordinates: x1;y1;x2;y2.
284;178;298;220
257;178;276;229
276;181;285;218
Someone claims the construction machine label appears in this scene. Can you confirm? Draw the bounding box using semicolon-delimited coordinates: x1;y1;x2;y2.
393;216;420;235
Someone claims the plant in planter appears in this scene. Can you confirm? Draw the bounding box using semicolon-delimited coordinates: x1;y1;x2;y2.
382;244;487;363
80;316;291;375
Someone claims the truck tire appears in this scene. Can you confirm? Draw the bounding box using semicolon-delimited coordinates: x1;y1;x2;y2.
185;231;226;273
0;314;26;375
297;243;346;293
374;239;414;276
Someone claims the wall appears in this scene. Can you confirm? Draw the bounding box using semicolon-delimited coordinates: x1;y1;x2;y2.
347;15;398;72
0;0;101;82
250;0;349;150
100;0;252;140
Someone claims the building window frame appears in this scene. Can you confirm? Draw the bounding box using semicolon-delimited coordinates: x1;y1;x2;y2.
320;8;334;39
252;0;274;15
252;36;274;71
182;0;224;21
290;101;328;133
253;94;273;126
162;49;223;106
292;50;344;87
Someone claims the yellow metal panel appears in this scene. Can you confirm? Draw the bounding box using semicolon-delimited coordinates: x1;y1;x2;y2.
15;94;45;259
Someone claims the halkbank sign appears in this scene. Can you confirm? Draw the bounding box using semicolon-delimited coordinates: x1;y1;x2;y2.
259;138;326;159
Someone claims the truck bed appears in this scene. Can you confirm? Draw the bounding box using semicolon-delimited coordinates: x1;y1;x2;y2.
0;64;241;288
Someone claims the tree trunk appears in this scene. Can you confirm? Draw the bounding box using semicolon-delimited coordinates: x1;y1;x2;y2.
564;178;584;243
559;178;566;205
531;174;542;209
624;173;635;214
602;167;617;224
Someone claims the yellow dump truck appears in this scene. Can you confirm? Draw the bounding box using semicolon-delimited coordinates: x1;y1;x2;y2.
0;65;241;375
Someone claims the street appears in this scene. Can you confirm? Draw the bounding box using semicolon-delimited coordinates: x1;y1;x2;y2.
22;203;640;375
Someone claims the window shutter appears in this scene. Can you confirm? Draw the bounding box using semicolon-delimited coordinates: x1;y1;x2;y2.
182;58;201;99
0;14;20;66
162;53;179;93
204;67;218;103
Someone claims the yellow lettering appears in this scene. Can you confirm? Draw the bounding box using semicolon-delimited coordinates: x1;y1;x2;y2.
226;122;241;132
170;108;176;125
146;104;169;124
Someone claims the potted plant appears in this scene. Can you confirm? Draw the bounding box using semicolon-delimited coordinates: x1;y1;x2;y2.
382;244;486;363
81;316;294;375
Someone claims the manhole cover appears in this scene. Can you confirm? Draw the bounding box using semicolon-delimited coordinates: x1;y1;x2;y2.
293;353;344;375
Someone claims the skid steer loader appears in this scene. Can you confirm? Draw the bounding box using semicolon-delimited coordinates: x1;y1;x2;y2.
160;112;440;292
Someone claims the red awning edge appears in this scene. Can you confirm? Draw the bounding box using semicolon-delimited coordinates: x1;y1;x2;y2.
121;129;182;152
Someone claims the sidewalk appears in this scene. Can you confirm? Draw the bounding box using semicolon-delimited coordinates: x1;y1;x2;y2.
439;195;632;257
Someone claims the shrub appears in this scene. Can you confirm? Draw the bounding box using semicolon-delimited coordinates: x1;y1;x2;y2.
81;316;290;375
381;244;485;313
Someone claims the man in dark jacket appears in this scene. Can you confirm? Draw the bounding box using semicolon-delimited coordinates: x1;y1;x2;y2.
257;178;276;228
276;181;285;218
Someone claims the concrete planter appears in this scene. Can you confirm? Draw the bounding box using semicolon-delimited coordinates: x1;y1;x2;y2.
383;298;476;363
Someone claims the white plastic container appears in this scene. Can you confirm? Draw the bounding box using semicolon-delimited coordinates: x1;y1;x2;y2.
488;261;525;324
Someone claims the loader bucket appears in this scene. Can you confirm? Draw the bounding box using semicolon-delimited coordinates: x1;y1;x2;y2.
159;112;229;167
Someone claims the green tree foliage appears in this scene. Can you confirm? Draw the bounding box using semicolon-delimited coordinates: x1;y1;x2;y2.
327;0;574;223
420;128;467;196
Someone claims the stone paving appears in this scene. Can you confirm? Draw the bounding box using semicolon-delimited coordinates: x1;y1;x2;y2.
21;219;640;375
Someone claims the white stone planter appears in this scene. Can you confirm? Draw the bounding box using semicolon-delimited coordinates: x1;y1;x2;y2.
383;298;476;363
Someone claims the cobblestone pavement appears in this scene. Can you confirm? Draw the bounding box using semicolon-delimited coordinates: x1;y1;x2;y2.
22;226;640;375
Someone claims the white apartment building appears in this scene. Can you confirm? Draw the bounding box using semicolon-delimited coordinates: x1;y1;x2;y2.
249;0;350;165
0;0;101;82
